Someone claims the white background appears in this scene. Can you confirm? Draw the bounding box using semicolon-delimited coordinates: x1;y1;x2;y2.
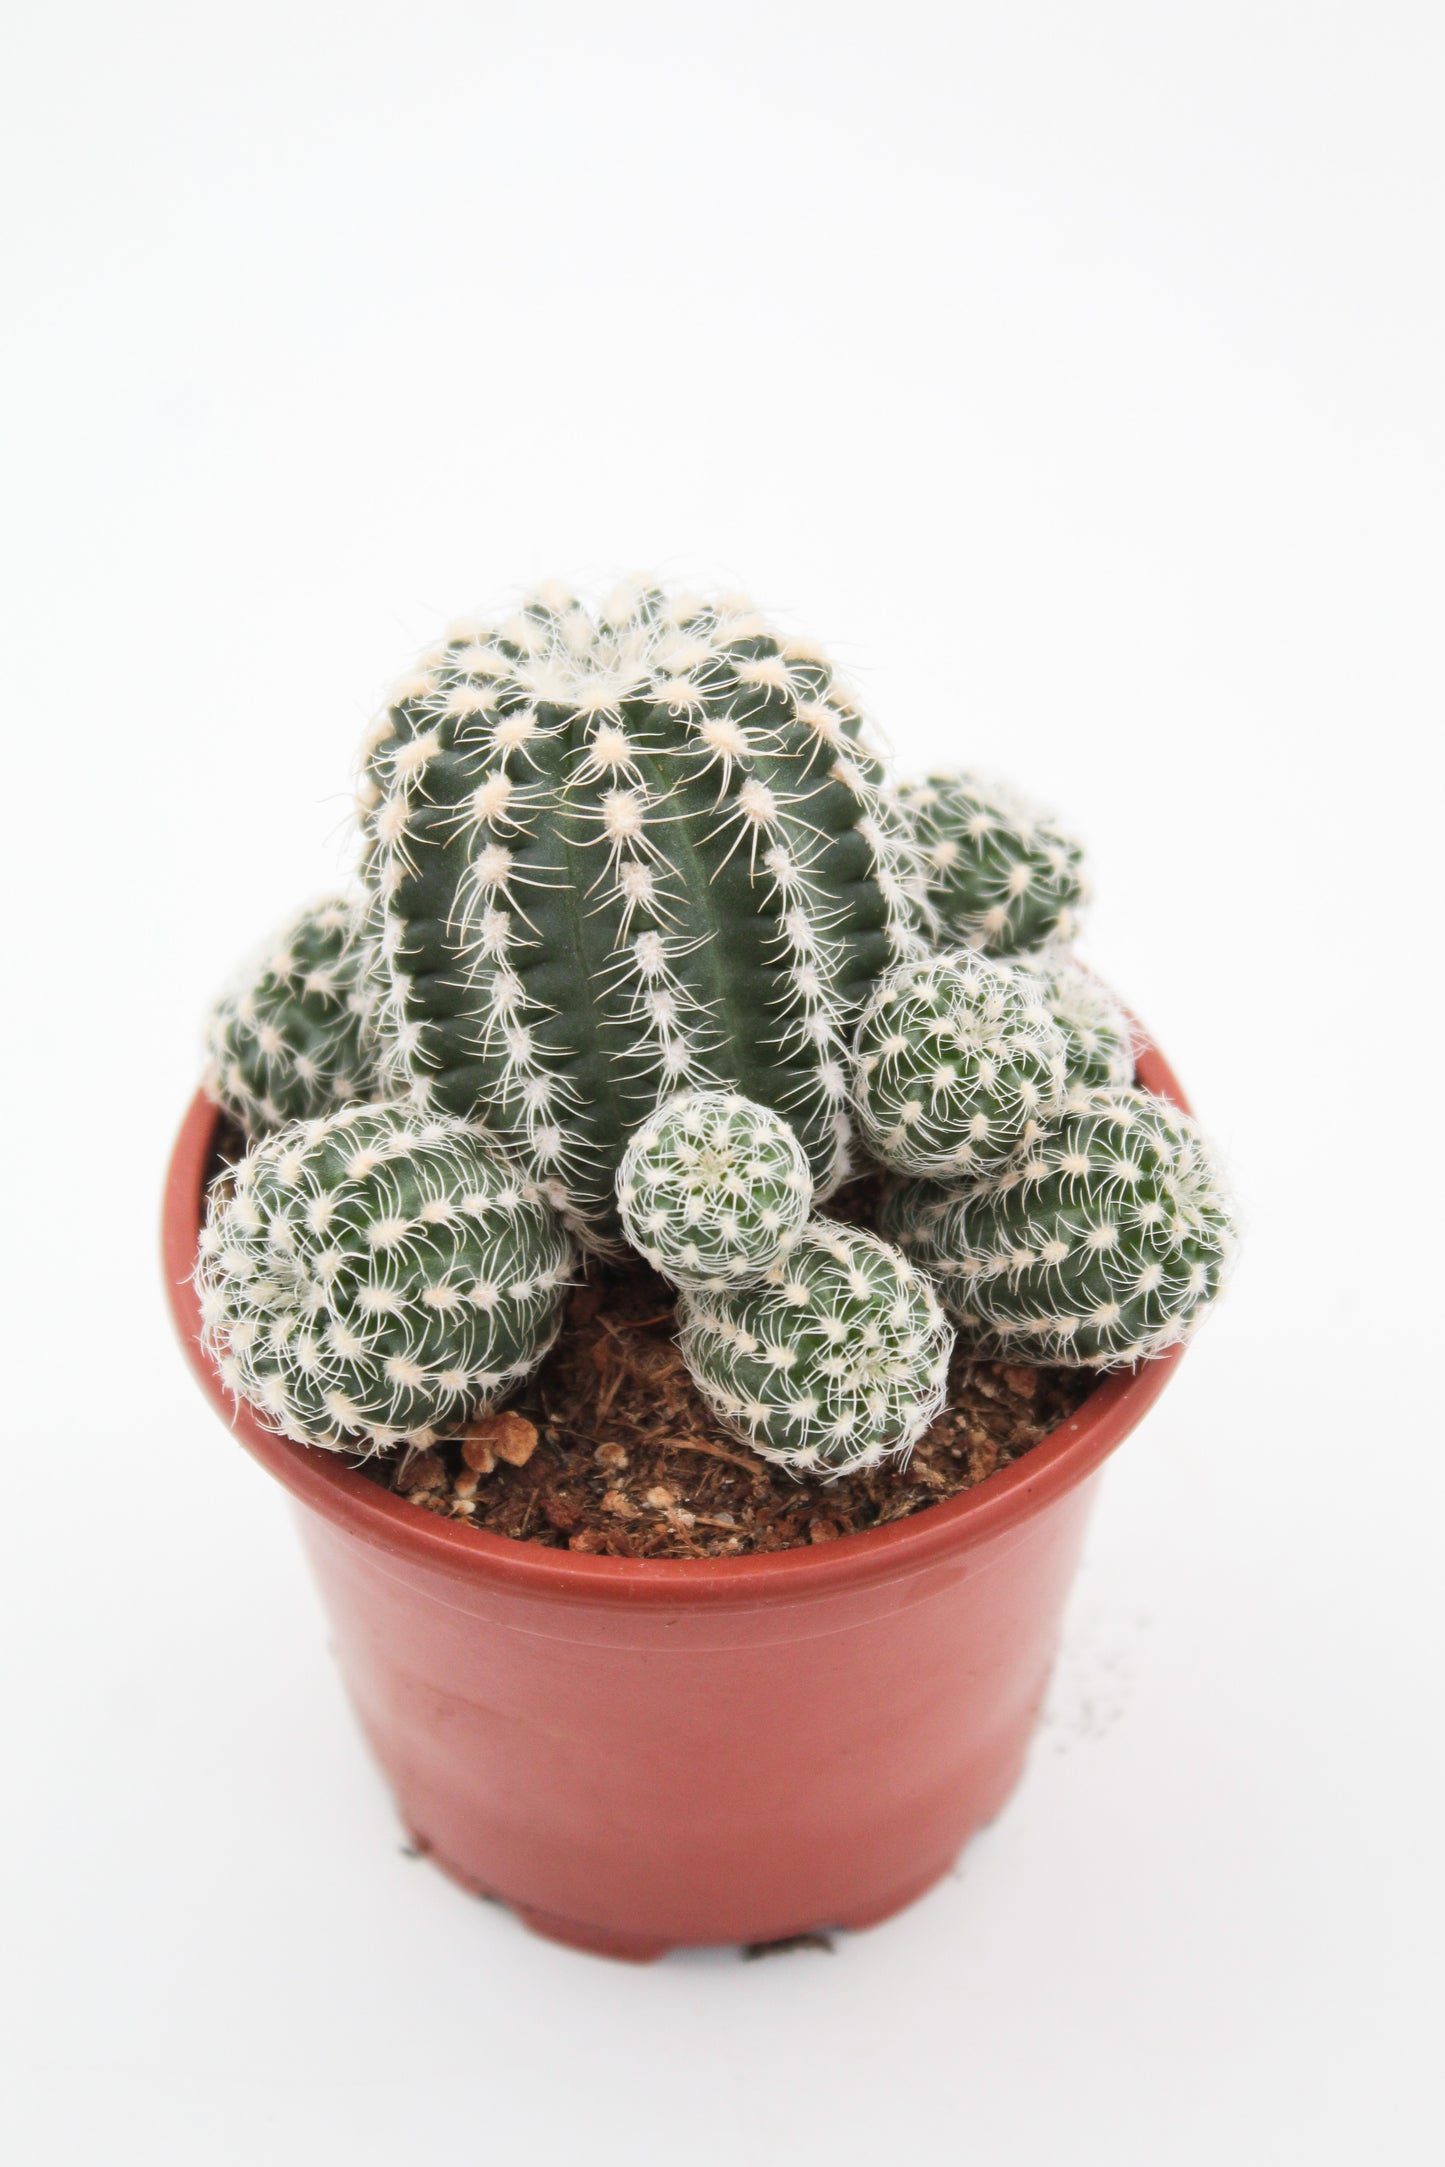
2;4;1442;2160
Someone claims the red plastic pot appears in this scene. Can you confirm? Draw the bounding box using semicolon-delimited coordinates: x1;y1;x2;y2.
163;1042;1190;1960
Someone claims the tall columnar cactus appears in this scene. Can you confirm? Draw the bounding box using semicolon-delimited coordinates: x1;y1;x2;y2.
878;1090;1236;1366
196;1104;573;1452
902;772;1087;956
851;950;1071;1178
676;1221;954;1474
615;1089;813;1290
357;580;931;1249
205;896;379;1136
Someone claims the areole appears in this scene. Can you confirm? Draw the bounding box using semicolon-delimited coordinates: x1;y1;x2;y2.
164;1038;1191;1959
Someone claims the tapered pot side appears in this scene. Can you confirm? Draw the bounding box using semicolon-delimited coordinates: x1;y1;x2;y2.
163;1041;1190;1959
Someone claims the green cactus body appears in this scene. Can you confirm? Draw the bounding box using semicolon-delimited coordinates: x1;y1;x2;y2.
205;896;378;1135
676;1220;954;1474
851;950;1069;1178
357;582;929;1250
902;772;1087;956
1026;954;1134;1094
196;1104;573;1452
615;1089;812;1290
878;1090;1235;1366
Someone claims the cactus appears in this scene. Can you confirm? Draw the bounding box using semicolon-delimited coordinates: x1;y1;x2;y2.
676;1220;954;1474
205;896;378;1136
196;1103;573;1453
1029;954;1134;1094
851;949;1072;1178
357;580;930;1249
615;1089;813;1290
189;573;1236;1485
878;1089;1235;1366
902;772;1087;956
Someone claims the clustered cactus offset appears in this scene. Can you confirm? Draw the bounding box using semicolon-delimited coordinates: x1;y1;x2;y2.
851;950;1072;1178
206;895;377;1135
197;573;1233;1481
1032;954;1134;1094
879;1091;1236;1365
903;771;1088;956
676;1221;953;1473
616;1089;813;1290
198;1104;572;1453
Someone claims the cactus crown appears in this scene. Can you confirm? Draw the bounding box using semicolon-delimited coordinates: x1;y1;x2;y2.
358;580;930;1249
616;1089;813;1291
196;1104;572;1453
879;1088;1236;1367
205;896;377;1136
676;1220;954;1475
903;772;1087;956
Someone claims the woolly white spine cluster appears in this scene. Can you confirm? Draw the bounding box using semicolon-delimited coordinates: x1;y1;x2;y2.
902;772;1088;957
356;580;932;1248
196;1104;573;1453
615;1089;813;1290
676;1221;954;1475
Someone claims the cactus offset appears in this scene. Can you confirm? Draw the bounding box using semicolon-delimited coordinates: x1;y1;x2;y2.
358;580;930;1249
196;1104;572;1452
1026;954;1134;1094
903;772;1087;956
879;1089;1236;1366
206;896;378;1135
851;949;1071;1178
676;1221;953;1474
616;1089;812;1290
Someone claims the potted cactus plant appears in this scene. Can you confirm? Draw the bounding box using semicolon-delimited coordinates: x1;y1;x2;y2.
166;577;1234;1958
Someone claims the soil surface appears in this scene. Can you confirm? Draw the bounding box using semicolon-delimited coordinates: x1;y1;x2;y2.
362;1255;1094;1559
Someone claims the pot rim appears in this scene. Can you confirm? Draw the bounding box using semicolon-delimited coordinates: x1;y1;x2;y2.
162;1040;1189;1607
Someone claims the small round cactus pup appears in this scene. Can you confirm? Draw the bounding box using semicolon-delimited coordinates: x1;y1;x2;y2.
676;1221;955;1476
851;950;1070;1179
206;895;379;1136
902;772;1088;957
878;1088;1236;1367
196;1104;573;1454
1015;952;1135;1095
615;1089;813;1290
